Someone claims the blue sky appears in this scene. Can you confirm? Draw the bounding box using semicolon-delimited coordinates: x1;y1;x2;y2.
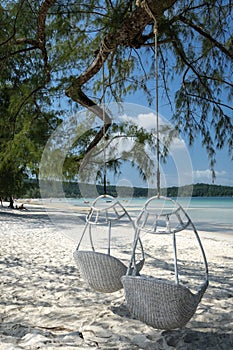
158;101;233;187
111;92;233;188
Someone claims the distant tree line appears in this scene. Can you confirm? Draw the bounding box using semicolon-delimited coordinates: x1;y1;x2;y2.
14;180;233;200
165;183;233;197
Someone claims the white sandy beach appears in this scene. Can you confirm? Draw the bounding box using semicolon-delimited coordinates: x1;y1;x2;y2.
0;201;233;350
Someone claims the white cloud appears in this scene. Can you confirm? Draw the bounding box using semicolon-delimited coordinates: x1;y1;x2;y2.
192;169;233;185
193;169;213;180
120;112;156;129
136;113;157;129
120;112;188;152
120;112;176;129
169;138;187;150
194;169;227;178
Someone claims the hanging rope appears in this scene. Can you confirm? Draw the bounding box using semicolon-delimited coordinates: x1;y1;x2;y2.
154;18;160;197
102;58;107;195
137;1;161;197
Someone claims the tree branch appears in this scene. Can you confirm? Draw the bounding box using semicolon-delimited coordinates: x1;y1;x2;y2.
0;0;26;46
0;45;38;60
178;14;233;60
6;1;57;125
169;26;215;102
37;0;57;83
183;91;233;112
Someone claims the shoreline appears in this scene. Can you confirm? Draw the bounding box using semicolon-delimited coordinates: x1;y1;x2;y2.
1;199;232;237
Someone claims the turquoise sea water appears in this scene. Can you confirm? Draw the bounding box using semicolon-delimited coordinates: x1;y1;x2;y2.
182;197;233;233
69;196;233;234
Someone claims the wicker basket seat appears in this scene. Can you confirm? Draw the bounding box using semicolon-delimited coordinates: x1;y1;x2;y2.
74;195;144;293
74;251;127;293
122;276;208;329
121;196;209;329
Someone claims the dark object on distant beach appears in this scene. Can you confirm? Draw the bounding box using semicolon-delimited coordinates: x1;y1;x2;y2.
8;196;14;209
79;332;84;339
16;203;28;211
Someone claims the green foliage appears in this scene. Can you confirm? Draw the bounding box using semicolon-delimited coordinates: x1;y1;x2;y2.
0;0;232;198
0;83;61;197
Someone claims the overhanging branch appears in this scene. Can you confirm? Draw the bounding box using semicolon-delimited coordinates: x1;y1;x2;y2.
179;15;233;60
37;0;57;83
65;0;178;157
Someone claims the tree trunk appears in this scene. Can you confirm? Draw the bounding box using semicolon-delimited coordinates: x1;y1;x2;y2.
8;196;14;209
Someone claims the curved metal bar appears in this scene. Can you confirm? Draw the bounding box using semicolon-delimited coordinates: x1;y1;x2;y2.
89;224;95;252
108;221;111;255
76;221;89;250
173;232;179;284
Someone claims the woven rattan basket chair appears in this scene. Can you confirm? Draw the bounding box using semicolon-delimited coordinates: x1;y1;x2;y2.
121;196;209;329
74;195;145;293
